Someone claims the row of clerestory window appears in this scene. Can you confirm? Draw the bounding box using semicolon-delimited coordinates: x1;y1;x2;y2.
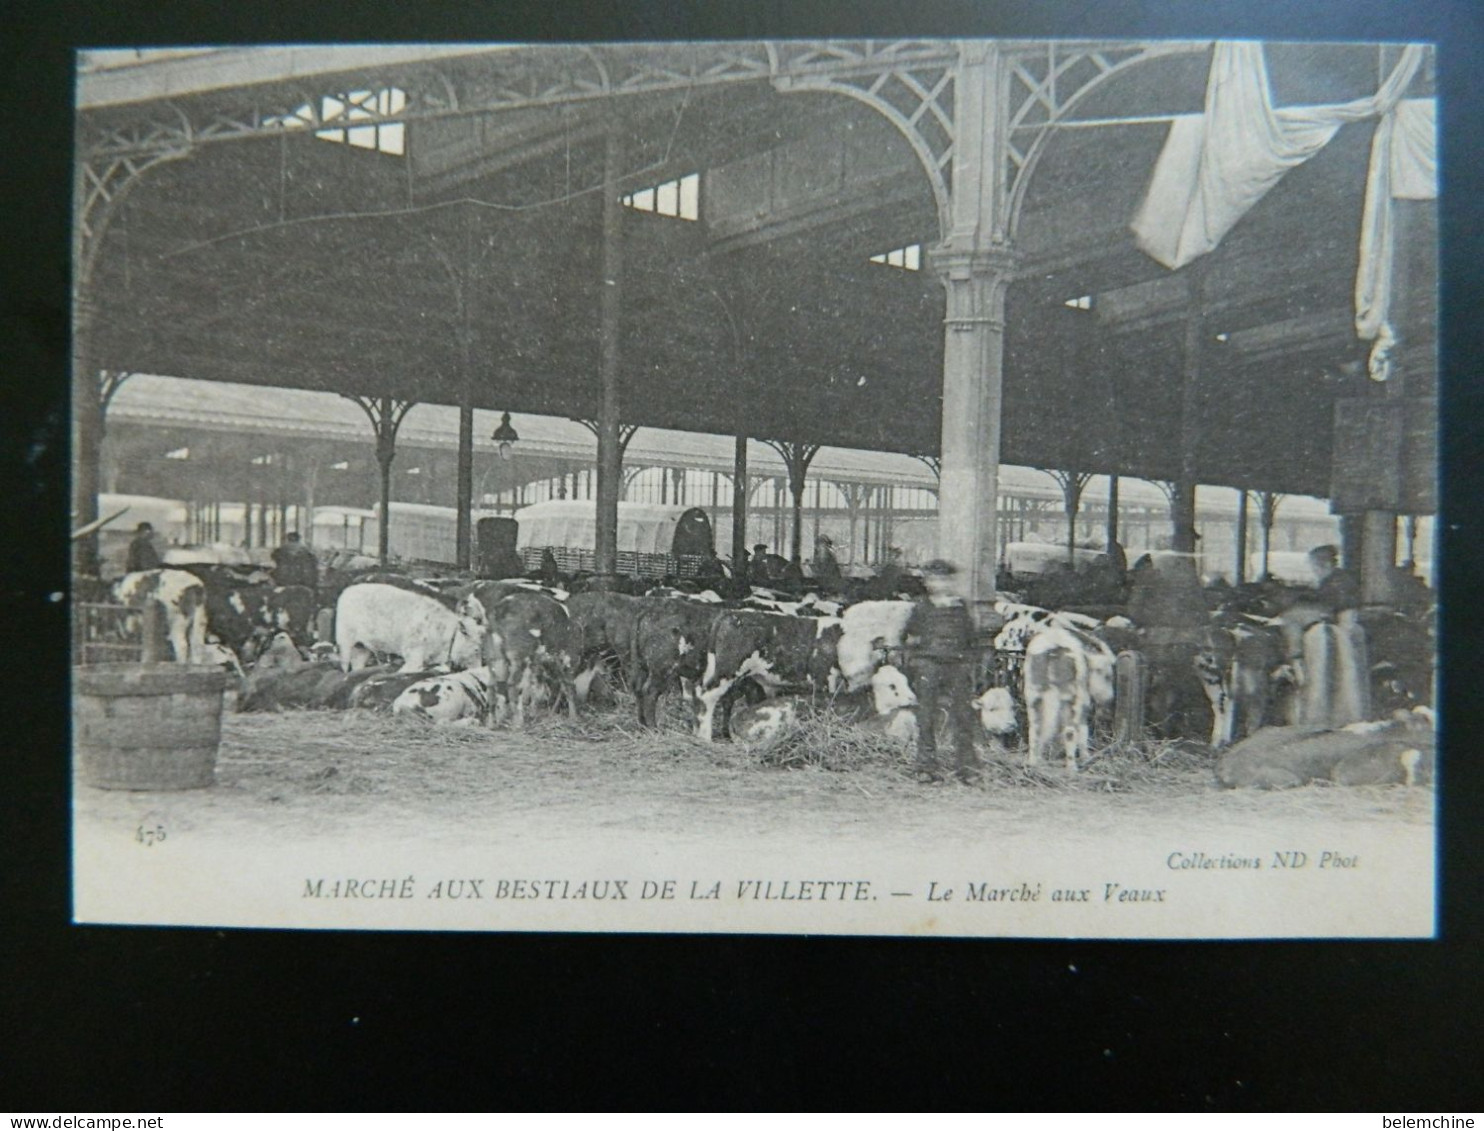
621;173;701;221
267;87;408;156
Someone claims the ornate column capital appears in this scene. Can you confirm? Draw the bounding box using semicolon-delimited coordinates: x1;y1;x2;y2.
927;241;1020;332
926;241;1020;282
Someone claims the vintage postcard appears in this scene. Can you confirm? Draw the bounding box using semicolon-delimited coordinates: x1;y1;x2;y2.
71;41;1438;937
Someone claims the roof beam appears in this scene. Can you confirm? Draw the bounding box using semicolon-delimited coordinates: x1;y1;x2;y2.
78;46;517;109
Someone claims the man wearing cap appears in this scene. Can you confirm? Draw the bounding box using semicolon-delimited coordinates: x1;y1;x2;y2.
904;559;984;784
126;522;162;573
751;542;790;584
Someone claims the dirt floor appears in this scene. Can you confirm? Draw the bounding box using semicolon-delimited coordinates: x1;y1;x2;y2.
74;698;1437;855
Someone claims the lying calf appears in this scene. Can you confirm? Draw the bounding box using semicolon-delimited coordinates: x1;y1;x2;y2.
1215;709;1434;789
728;663;919;746
391;668;492;724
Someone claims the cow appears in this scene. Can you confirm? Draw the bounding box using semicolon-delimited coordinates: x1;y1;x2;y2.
347;668;446;712
112;568;208;664
1193;617;1291;748
334;582;488;673
480;590;581;728
971;686;1019;744
729;662;921;746
828;600;915;692
1215;709;1435;789
628;598;723;728
391;668;492;724
319;663;399;709
180;564;317;663
742;591;842;618
252;631;308;673
237;633;320;711
691;609;841;742
1362;606;1435;714
565;590;648;699
200;637;247;680
1022;624;1115;771
238;663;355;713
258;585;316;649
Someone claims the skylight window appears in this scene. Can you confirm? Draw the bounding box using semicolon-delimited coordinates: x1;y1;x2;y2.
869;244;921;271
316;88;407;155
622;173;700;221
267;88;407;156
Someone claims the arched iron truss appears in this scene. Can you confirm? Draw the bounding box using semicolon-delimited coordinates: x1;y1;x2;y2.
997;40;1207;241
757;40;1207;246
770;45;958;237
74;149;192;290
75;40;1205;280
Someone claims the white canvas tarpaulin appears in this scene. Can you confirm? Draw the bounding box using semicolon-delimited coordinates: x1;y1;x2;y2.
1356;96;1437;380
1131;43;1433;380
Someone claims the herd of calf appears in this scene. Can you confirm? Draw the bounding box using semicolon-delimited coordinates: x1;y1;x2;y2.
90;564;1436;789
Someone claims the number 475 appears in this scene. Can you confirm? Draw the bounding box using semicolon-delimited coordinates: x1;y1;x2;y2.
136;825;166;846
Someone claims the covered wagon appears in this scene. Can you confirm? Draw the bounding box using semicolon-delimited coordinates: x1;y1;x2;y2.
514;500;715;579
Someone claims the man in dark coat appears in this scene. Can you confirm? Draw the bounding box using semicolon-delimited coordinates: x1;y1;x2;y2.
751;543;790;584
272;532;319;591
126;522;162;573
1309;544;1361;615
811;535;842;585
904;559;983;785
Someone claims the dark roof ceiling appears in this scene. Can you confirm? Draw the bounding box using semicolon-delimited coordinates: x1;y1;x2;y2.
82;41;1437;497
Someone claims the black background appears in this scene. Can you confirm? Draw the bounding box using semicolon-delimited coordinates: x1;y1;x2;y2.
5;0;1483;1111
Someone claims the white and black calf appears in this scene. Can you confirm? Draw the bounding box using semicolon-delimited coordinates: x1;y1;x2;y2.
112;569;209;664
1022;624;1115;771
392;668;493;724
691;609;842;742
729;663;921;746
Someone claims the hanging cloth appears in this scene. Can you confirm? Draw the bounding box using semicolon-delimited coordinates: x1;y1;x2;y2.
1132;42;1431;383
1132;42;1425;271
1356;96;1437;381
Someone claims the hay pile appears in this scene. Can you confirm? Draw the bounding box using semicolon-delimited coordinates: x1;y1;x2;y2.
752;710;914;774
215;691;1216;808
745;705;1213;794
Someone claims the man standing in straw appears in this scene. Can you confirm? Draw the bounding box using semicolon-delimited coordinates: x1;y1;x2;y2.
904;559;983;785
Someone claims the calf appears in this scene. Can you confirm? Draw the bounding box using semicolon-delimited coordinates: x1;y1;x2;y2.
629;598;723;728
1215;710;1434;789
829;600;916;692
238;664;354;713
112;568;208;664
261;584;316;648
335;582;488;673
392;668;492;724
1194;618;1289;748
480;591;581;728
1022;624;1115;771
347;668;446;711
730;663;921;746
565;590;648;699
692;609;840;741
972;686;1018;744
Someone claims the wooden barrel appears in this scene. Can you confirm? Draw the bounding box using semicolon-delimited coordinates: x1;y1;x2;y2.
73;664;227;790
